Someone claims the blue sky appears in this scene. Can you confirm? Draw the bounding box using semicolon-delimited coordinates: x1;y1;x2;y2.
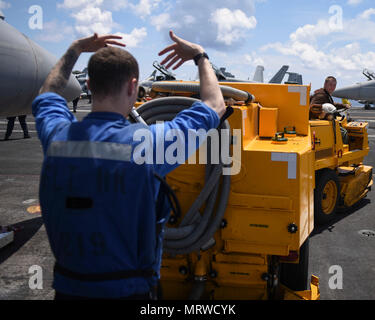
1;0;375;91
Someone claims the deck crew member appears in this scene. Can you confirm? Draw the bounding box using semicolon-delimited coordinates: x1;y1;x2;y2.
32;31;225;300
310;76;350;143
4;115;30;140
310;76;351;120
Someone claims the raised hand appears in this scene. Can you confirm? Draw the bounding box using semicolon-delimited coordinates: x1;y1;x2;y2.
73;33;126;54
158;31;204;70
40;34;125;95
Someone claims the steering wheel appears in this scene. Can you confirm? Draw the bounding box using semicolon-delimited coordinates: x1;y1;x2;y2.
334;109;348;122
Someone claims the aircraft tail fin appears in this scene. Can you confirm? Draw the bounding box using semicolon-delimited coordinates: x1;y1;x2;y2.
269;65;289;83
253;65;264;83
285;72;303;85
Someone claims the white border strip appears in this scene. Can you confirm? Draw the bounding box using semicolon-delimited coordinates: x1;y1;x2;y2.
271;152;297;179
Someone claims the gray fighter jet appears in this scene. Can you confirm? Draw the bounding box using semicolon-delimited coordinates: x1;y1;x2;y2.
0;14;81;117
332;69;375;109
357;70;375;109
214;64;303;84
138;61;177;99
137;60;303;100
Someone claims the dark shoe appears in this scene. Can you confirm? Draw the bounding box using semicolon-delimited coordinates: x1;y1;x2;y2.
4;136;9;141
24;135;31;139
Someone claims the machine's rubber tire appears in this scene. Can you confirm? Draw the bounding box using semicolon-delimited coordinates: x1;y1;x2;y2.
314;169;340;225
280;237;309;291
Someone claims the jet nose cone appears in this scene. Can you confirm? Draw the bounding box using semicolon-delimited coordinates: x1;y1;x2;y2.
0;19;82;116
333;84;361;100
333;81;375;101
29;40;82;101
63;75;82;101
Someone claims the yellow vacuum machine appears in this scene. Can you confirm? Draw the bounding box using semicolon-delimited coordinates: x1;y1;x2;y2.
133;81;372;300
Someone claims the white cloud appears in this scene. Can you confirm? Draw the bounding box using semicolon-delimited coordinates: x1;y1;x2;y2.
130;0;161;19
347;0;363;6
0;0;10;10
35;20;74;42
210;8;257;45
149;0;258;50
150;13;179;31
289;19;339;43
339;10;375;44
263;41;332;70
115;27;147;48
244;52;264;66
72;6;114;36
104;0;129;11
360;8;375;20
57;0;148;49
58;0;103;9
261;7;375;87
58;0;115;36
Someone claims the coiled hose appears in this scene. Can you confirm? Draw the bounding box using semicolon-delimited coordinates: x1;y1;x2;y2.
152;81;255;104
133;96;232;255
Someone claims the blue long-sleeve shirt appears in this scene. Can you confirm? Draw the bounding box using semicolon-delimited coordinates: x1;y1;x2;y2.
32;92;220;298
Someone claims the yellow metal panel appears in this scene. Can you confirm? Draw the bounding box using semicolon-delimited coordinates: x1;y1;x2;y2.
229;105;258;149
346;121;369;134
259;107;278;138
224;239;290;256
339;165;372;207
298;150;315;244
227;193;292;211
221;205;295;256
315;157;337;171
209;284;268;300
220;82;311;136
160;257;189;281
211;261;268;287
245;136;312;153
160;281;194;300
310;121;335;151
282;275;320;300
215;253;266;265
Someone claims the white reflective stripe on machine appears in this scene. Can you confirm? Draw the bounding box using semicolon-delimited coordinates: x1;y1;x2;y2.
271;152;297;179
288;86;308;106
47;141;133;162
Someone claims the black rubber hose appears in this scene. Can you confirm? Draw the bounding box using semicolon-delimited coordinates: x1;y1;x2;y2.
154;173;182;221
163;121;231;255
152;82;255;104
133;97;232;255
188;281;206;300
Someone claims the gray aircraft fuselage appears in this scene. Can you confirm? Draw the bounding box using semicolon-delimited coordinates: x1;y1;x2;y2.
333;80;375;102
0;18;81;117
